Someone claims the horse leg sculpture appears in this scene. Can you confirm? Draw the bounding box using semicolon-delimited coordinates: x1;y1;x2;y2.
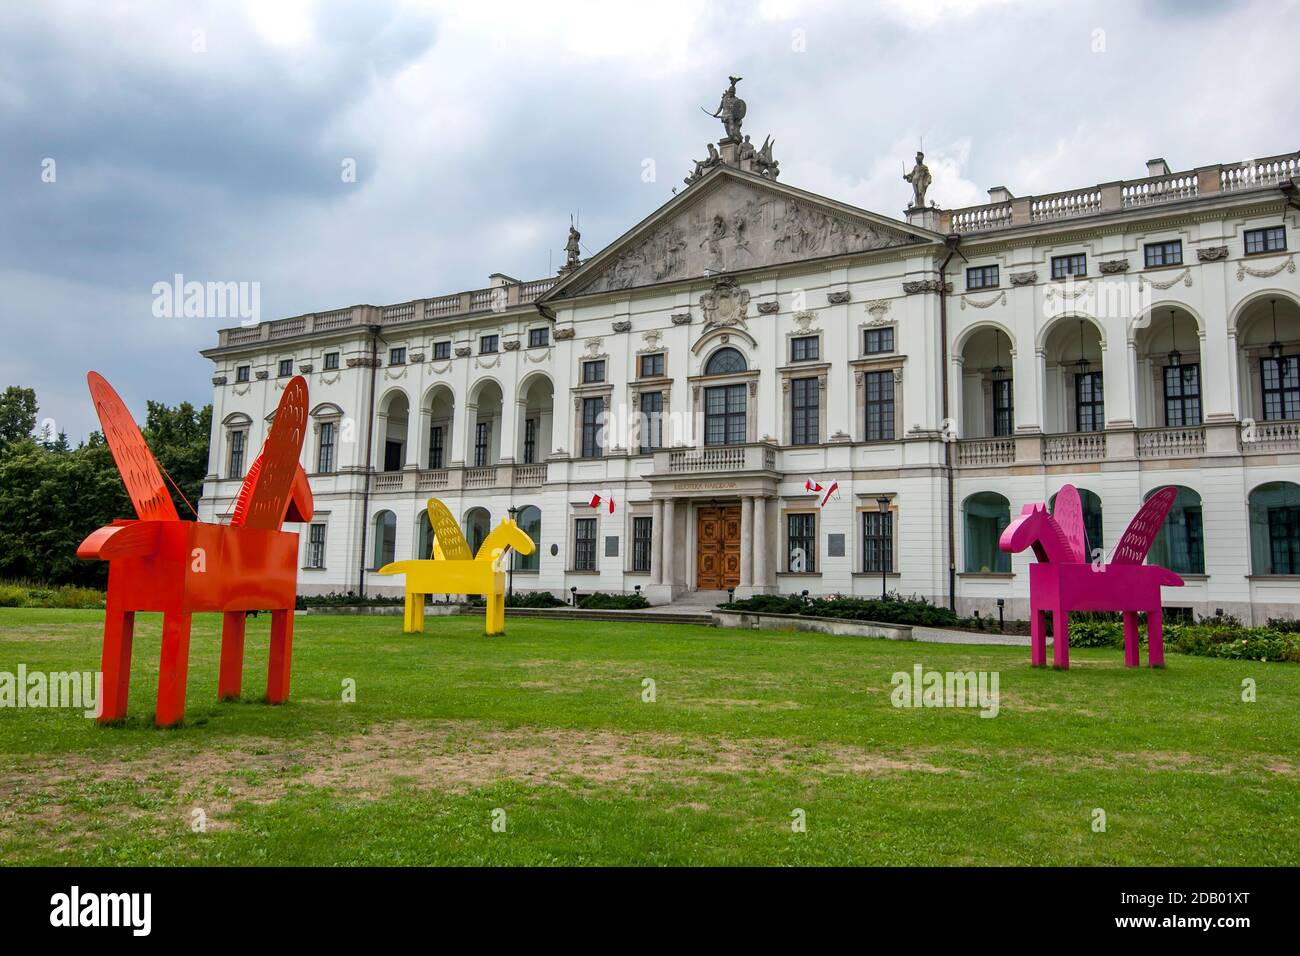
1053;606;1071;670
1123;611;1141;668
1030;603;1047;667
155;610;193;727
1147;607;1166;668
219;610;246;700
267;609;293;704
98;591;135;724
403;592;425;634
486;592;505;636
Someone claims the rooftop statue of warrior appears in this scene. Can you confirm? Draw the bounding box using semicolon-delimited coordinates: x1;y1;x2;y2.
705;75;746;142
904;150;932;208
563;224;581;271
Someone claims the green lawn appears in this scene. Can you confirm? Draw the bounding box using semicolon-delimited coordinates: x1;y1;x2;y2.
0;607;1296;866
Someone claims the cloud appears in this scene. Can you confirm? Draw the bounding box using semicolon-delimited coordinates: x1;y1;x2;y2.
0;0;1296;439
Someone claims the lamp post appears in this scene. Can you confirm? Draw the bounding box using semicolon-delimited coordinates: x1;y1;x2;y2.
876;496;891;600
506;506;518;600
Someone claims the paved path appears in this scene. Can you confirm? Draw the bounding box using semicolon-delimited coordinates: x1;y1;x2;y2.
909;626;1034;647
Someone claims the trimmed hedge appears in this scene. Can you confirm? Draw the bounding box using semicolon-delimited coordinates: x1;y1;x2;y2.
578;592;650;610
720;593;969;628
296;591;404;608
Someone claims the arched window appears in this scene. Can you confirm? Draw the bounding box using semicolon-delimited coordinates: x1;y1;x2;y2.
515;505;542;571
1249;481;1300;575
963;492;1011;572
372;510;396;568
464;507;491;556
1148;486;1204;574
704;347;747;376
416;510;432;560
1049;487;1104;552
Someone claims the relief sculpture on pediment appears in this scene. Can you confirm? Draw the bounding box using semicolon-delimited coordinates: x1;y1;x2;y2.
577;179;914;295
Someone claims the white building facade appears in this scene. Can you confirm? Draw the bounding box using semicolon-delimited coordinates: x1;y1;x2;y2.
199;126;1300;624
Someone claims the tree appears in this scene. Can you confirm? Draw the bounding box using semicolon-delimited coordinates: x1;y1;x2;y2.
0;386;37;455
144;400;212;515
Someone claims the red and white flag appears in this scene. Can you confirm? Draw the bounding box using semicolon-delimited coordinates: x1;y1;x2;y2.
805;477;839;508
588;490;616;514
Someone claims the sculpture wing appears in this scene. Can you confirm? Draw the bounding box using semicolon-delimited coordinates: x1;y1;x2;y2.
234;376;309;530
1110;486;1179;565
1050;484;1088;562
426;498;472;560
86;372;179;522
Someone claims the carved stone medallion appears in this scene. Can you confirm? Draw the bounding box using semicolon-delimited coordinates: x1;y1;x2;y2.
700;276;750;330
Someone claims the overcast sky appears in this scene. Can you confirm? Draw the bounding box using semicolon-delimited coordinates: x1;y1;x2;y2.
2;0;1297;440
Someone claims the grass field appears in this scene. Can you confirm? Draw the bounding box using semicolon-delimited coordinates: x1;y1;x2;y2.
1;607;1297;866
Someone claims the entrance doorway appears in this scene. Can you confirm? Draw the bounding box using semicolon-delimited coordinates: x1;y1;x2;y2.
697;505;741;590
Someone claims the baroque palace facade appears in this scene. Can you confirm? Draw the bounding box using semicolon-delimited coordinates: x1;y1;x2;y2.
199;85;1300;622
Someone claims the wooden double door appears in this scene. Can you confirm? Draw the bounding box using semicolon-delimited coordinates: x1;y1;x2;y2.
696;505;742;590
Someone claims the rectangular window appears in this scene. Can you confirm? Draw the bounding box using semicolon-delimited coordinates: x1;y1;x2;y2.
1051;253;1087;279
323;351;340;371
317;421;335;473
1262;356;1300;421
228;430;246;478
864;371;895;441
993;378;1014;436
307;523;326;569
864;327;894;355
791;377;819;445
639;353;664;378
429;425;444;469
235;365;250;383
1144;240;1183;268
639;391;662;452
480;334;498;354
278;359;294;377
704;383;747;446
389;347;406;365
1075;371;1105;432
574;517;598;571
791;335;819;362
528;327;549;348
632;516;653;572
1244;226;1286;255
474;422;491;467
384;440;403;472
582;359;606;383
581;397;603;458
966;265;999;290
433;341;451;360
1163;364;1202;427
523;418;537;464
1268;506;1300;574
787;513;816;573
863;511;893;573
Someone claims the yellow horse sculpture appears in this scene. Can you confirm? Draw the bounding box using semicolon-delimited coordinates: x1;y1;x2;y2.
378;498;536;635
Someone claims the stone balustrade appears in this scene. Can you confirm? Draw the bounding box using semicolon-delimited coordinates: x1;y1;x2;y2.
215;275;559;348
944;151;1300;235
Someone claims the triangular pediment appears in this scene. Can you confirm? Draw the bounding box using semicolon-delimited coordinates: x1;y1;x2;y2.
544;166;942;300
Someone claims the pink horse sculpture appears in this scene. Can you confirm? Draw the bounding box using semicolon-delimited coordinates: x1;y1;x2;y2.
999;484;1184;669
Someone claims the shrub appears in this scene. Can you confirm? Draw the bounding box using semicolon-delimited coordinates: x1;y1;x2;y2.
0;584;27;607
296;591;403;608
1064;618;1123;648
1267;617;1300;634
721;593;964;628
578;592;650;610
0;580;105;609
507;591;567;608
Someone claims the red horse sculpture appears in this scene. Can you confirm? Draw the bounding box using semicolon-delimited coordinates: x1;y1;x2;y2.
78;372;313;726
999;484;1183;669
